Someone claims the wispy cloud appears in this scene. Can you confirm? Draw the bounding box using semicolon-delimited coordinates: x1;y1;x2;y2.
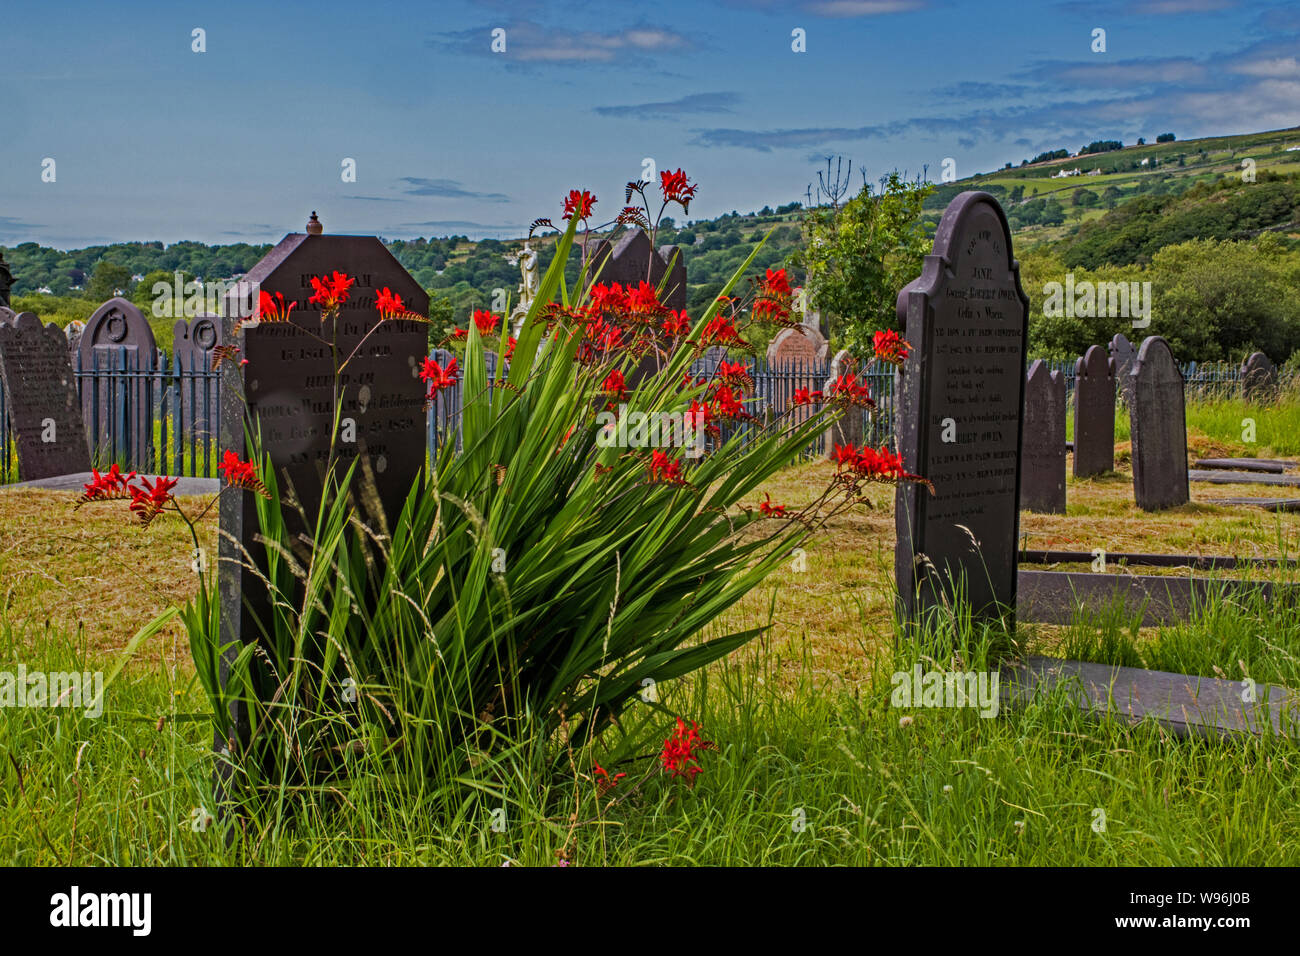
399;219;524;231
593;92;741;119
930;81;1035;100
343;195;407;203
428;20;691;66
399;178;510;202
0;216;45;242
718;0;927;14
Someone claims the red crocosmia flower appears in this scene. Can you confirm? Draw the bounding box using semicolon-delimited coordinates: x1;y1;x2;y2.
218;450;269;498
449;328;468;340
562;189;597;221
255;290;295;323
626;281;665;318
592;763;627;796
375;286;405;318
471;309;500;336
308;271;355;311
660;717;711;782
792;387;812;406
708;384;746;419
752;268;793;322
758;493;787;517
716;360;754;390
128;476;179;527
761;267;791;297
829;372;875;408
659;168;698;209
699;314;746;348
832;443;859;469
872;329;910;366
588;282;629;317
662;310;691;337
648;449;684;484
505;336;517;360
419;356;459;398
79;464;136;503
603;369;629;401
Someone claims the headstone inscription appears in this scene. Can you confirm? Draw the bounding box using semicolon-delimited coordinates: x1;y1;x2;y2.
1020;361;1066;513
217;227;430;737
0;312;92;478
173;314;222;439
1241;351;1277;403
78;296;157;468
1072;344;1115;477
1108;332;1137;408
894;191;1029;622
1129;335;1189;511
823;348;865;458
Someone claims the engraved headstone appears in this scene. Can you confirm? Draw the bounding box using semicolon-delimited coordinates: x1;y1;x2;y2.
1073;344;1115;477
0;312;92;478
765;325;829;367
173;314;222;439
1130;335;1189;512
894;191;1029;622
1241;351;1277;403
1109;332;1137;408
1020;361;1066;513
823;348;865;457
218;227;430;743
78;296;157;467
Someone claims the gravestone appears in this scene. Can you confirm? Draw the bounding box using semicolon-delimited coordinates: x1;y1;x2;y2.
894;191;1029;622
584;229;685;383
0;250;12;308
218;224;430;752
1241;351;1277;403
0;312;92;478
173;314;222;439
78;296;157;468
765;325;828;367
1020;361;1066;513
1130;335;1189;511
823;348;865;458
1072;344;1115;477
1108;332;1137;408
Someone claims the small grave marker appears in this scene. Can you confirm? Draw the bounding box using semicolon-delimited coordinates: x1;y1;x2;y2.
1020;360;1066;513
1241;351;1278;403
1072;344;1114;477
1130;335;1189;511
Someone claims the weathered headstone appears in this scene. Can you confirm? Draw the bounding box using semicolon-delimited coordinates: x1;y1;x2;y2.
0;312;92;479
766;325;829;367
78;296;157;467
173;313;222;438
823;348;865;458
1241;351;1277;403
1130;335;1189;511
1020;361;1066;513
584;229;685;383
1109;332;1137;408
1072;344;1115;477
218;225;430;747
895;191;1029;622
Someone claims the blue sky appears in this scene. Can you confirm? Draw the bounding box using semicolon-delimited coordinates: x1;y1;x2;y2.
2;0;1298;248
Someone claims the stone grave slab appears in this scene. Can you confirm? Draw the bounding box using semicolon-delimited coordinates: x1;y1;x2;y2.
1129;336;1189;511
78;296;158;467
1189;469;1300;487
1108;333;1137;408
1241;351;1278;403
1020;360;1066;513
1194;457;1294;473
1213;497;1300;512
0;311;92;479
1072;344;1114;477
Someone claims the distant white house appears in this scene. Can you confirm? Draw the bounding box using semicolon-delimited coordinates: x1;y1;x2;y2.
36;285;53;294
1287;146;1300;152
1052;167;1083;178
1087;168;1102;176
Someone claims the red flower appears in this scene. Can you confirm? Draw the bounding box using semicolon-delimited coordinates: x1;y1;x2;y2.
218;450;269;497
603;369;629;402
716;360;753;390
505;336;517;360
419;356;459;398
626;281;665;318
375;286;405;318
659;168;698;209
758;493;787;517
751;268;793;323
648;449;685;484
872;329;910;366
450;327;468;340
308;271;355;311
79;464;135;503
699;314;746;348
254;290;295;323
472;309;500;336
662;310;691;337
792;387;815;406
562;189;597;221
829;372;875;408
587;282;629;317
128;476;179;527
660;717;710;782
592;763;627;796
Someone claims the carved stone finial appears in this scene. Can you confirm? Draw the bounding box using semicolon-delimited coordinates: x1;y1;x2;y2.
306;211;323;235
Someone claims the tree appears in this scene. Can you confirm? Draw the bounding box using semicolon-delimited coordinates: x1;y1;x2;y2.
86;260;132;301
1157;132;1176;143
789;169;934;356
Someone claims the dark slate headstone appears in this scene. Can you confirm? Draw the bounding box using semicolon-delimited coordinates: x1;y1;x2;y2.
173;314;222;439
1241;351;1277;403
1073;344;1115;477
1130;335;1189;511
78;296;158;467
895;191;1029;622
218;230;430;745
1020;361;1066;513
1109;332;1136;408
0;312;92;478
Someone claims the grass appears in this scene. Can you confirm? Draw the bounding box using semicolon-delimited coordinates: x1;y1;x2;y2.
4;441;1300;865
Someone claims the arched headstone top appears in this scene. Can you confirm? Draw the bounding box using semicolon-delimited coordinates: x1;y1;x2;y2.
174;313;223;368
896;191;1028;324
1026;358;1051;386
1076;344;1111;382
766;325;828;366
80;296;155;364
1133;334;1181;382
1241;351;1277;401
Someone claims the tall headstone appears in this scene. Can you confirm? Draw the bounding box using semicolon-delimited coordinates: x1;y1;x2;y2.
895;191;1029;622
1241;351;1277;403
78;296;157;468
823;348;866;457
0;312;92;478
1130;335;1189;512
584;229;685;382
218;224;430;750
1020;361;1066;513
173;314;222;439
1073;344;1115;477
1109;332;1137;408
